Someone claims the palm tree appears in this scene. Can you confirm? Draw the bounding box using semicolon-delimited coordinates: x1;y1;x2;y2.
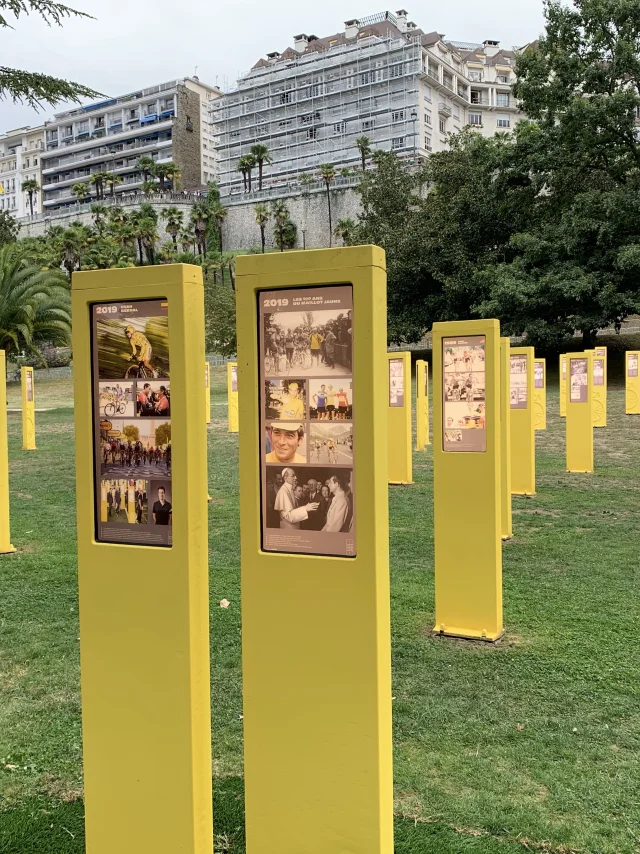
136;156;155;183
354;136;372;172
138;202;158;224
104;172;123;198
89;172;106;201
161;206;184;246
271;200;289;252
334;218;357;246
318;163;336;247
51;224;89;278
190;201;210;255
179;228;196;254
0;245;71;361
163;163;181;191
90;203;108;232
21;178;40;217
141;180;157;197
71;182;90;203
249;144;272;191
237;156;249;192
107;206;127;228
212;204;228;254
153;162;181;192
129;210;157;265
254;203;270;253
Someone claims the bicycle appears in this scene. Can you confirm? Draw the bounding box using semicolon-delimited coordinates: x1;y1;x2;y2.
104;399;127;417
125;359;153;380
265;352;277;374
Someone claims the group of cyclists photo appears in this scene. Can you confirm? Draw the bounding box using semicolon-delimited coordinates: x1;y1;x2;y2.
263;309;353;377
309;381;352;420
101;436;172;475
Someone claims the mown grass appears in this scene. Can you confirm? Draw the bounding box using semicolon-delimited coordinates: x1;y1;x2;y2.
1;363;639;854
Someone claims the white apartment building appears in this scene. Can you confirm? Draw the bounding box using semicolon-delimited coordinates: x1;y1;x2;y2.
0;125;45;217
40;77;221;212
213;10;526;195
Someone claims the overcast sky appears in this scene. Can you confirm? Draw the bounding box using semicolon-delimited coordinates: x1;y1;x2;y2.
1;0;546;131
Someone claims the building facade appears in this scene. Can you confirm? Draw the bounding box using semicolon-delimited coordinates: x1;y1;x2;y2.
213;10;526;196
40;77;221;212
0;126;45;218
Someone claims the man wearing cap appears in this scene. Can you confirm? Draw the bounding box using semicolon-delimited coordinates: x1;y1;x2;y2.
266;422;306;464
271;381;305;420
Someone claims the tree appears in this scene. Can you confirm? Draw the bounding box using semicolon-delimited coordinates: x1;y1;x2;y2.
129;210;157;265
190;201;210;255
0;210;19;246
354;136;372;172
141;180;157;197
0;1;100;110
21;177;39;216
249;144;271;191
89;172;106;201
318;164;336;248
90;203;108;231
271;200;296;251
136;156;155;183
0;243;71;361
212;204;227;254
334;218;357;246
153;162;180;191
155;422;171;447
254;203;269;253
237;155;253;192
123;424;139;443
71;182;89;202
204;279;237;357
104;172;122;198
161;206;184;246
52;223;91;277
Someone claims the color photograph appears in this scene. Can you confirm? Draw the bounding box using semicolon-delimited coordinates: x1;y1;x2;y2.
264;379;307;421
264;466;354;533
309;423;354;464
264;421;307;465
263;308;352;377
101;478;148;524
150;481;172;525
444;401;486;430
96;311;170;380
99;382;135;418
136;381;171;417
309;379;353;420
100;418;172;477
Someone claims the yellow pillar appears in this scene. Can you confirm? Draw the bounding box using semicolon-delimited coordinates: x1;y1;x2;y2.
205;362;211;425
71;265;212;854
21;366;36;450
560;354;567;417
434;320;502;641
236;246;393;854
510;346;535;496
534;357;546;430
415;359;430;449
500;337;512;541
566;350;593;473
0;352;16;554
625;351;640;414
227;361;239;433
593;345;607;427
387;351;412;483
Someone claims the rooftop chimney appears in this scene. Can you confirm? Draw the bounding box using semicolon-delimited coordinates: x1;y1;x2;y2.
294;33;309;51
344;19;360;39
266;51;280;60
395;9;408;32
483;39;500;56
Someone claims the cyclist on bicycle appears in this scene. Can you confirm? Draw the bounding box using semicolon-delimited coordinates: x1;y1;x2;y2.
125;325;156;377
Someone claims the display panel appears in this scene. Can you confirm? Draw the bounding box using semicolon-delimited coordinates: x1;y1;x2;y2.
231;365;238;392
258;285;355;557
534;360;544;389
595;347;606;357
570;358;588;402
205;363;209;389
26;370;33;402
510;354;528;409
442;335;486;452
562;356;566;381
91;299;172;546
594;358;605;386
628;354;638;377
388;358;404;407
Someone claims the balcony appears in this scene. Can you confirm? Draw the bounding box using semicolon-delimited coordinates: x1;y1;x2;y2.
438;103;452;117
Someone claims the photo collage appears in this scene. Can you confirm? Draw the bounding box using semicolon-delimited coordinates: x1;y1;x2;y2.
628;354;638;378
259;286;355;557
510;354;528;409
442;336;486;453
535;361;544;389
92;299;173;547
594;358;605;386
570;358;589;403
389;358;405;407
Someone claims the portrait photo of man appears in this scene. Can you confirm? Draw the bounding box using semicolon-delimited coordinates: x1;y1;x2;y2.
152;484;172;525
265;422;307;464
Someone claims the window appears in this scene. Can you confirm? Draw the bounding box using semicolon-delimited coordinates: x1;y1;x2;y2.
34;158;38;166
439;119;446;134
280;91;293;104
424;113;431;126
469;70;483;82
301;114;313;125
278;119;292;127
469;112;483;126
307;127;317;140
46;130;58;142
424;134;432;151
391;136;405;150
333;121;347;134
76;121;89;134
63;125;73;137
496;116;511;128
496;93;510;107
471;90;482;104
389;63;403;78
497;75;509;84
24;158;30;168
362;118;375;131
423;86;432;102
392;109;405;123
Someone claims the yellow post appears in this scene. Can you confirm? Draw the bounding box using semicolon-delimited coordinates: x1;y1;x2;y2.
593;345;607;427
500;337;512;541
205;361;211;424
434;320;502;641
71;265;212;854
415;359;430;449
625;351;640;414
560;354;567;417
0;352;16;554
510;346;536;496
227;361;239;433
566;350;594;473
21;366;36;450
236;247;393;854
533;357;547;430
387;351;412;483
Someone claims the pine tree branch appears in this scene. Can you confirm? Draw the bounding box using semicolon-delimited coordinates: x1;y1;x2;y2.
0;0;93;28
0;66;102;109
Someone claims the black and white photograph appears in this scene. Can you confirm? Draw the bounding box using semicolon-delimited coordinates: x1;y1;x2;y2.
263;308;352;377
264;466;354;534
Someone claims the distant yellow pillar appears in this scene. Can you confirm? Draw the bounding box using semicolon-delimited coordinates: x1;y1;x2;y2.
387;351;412;483
0;352;16;554
415;359;430;449
510;346;535;496
534;357;546;430
205;362;211;425
566;350;593;473
21;366;36;450
625;351;640;414
592;346;607;427
500;337;512;541
227;361;238;433
560;355;567;417
434;320;502;641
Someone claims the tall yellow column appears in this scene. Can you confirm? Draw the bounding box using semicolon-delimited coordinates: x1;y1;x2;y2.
415;359;430;450
227;361;239;433
566;350;593;473
387;351;412;483
510;346;535;496
434;320;502;641
21;366;36;450
236;247;393;854
534;358;546;430
500;337;512;541
625;351;640;414
0;352;16;554
560;355;567;417
593;345;607;427
205;362;211;425
71;265;212;854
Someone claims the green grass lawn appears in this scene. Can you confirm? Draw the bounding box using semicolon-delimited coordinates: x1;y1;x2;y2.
1;363;640;854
